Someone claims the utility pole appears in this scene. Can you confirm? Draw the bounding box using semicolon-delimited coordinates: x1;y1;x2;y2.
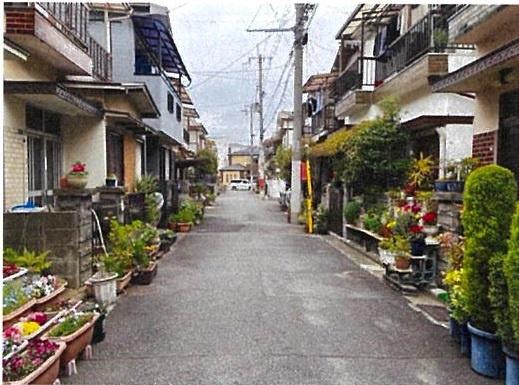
247;4;316;220
241;105;255;185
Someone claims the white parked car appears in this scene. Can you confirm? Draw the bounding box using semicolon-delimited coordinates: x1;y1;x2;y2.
229;179;252;191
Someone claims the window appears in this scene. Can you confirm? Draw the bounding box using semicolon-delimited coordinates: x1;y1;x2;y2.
176;103;182;122
25;105;62;205
106;131;124;185
167;92;174;113
499;91;519;187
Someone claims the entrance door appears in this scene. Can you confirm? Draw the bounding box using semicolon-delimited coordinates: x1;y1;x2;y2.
498;91;519;185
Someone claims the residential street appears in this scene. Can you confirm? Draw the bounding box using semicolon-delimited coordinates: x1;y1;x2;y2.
66;192;496;385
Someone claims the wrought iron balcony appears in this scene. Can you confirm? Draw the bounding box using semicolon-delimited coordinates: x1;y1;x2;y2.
89;37;112;81
333;57;376;100
39;3;89;47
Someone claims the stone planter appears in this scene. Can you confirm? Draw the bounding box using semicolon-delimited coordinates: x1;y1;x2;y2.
3;299;36;329
116;270;132;294
85;272;117;307
46;313;100;367
65;173;88;189
131;261;158;285
3;341;66;385
33;283;67;312
468;322;505;379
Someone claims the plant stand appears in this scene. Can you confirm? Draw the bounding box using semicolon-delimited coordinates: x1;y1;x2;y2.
384;242;439;293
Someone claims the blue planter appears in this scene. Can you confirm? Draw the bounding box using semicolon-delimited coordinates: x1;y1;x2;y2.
449;316;461;342
434;181;447;192
504;346;519;385
460;322;471;357
468;322;505;379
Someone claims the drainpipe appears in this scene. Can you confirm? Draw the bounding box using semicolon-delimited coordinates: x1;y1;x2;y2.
436;126;447;178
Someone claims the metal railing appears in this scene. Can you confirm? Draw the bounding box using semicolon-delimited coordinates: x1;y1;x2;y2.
39;3;89;47
89;37;112;81
310;104;337;134
333;56;376;100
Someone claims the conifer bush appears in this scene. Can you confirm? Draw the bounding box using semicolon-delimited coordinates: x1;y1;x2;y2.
505;203;519;350
461;164;517;333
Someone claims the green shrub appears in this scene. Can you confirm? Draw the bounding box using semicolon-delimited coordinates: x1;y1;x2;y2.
3;248;51;274
343;201;361;224
461;164;517;332
169;207;195;224
505;203;519;350
363;212;382;233
314;205;329;234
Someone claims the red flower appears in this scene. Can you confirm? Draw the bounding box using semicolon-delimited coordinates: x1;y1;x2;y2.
422;211;437;225
27;312;48;326
409;224;423;234
71;162;86;173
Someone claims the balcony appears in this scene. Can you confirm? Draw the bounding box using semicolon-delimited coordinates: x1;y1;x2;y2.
334;57;376;117
310;105;337;135
4;3;111;81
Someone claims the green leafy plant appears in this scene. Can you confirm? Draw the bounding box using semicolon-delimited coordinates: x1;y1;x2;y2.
194;148;218;176
169;208;195;224
48;313;94;337
135;176;160;224
505;203;519;351
134;176;158;195
461;164;517;333
343;201;362;225
3;248;51;274
274;146;292;181
444;268;469;322
363;212;382;233
314;205;329;234
390;235;410;258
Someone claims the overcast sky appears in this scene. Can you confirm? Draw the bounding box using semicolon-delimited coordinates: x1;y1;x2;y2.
165;1;355;158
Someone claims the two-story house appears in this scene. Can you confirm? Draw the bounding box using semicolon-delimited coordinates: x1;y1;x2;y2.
3;3;114;207
432;5;519;184
332;4;476;177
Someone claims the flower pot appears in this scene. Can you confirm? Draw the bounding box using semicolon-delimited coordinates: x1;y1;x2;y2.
410;239;426;256
86;272;117;307
91;313;106;345
467;322;505;379
131;261;158;285
176;223;192;233
46;313;100;367
394;256;410;270
4;267;28;282
3;299;36;329
66;173;88;189
105;178;117;187
460;322;471;357
434;180;448;192
449;315;461;342
116;270;132;294
33;283;67;312
446;180;464;193
3;341;66;385
503;345;519;385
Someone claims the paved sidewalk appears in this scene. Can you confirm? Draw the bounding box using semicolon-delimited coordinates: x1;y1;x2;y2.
65;192;497;384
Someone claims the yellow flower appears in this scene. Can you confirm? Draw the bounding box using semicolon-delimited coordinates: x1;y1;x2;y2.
387;221;396;229
18;321;40;336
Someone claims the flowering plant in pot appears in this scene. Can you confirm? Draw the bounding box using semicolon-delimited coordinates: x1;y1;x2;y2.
461;165;517;379
168;208;195;232
65;161;88;189
3;325;26;360
3;280;34;326
3;338;65;385
422;211;439;241
390;235;411;270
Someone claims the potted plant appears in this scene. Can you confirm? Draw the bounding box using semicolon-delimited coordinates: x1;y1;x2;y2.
462;165;517;379
3;325;28;361
2;339;66;385
3;248;52;275
45;311;99;369
504;203;519;385
65;161;88;189
422;211;439;241
130;238;158;285
168;208;194;232
27;275;68;311
392;235;411;270
158;229;177;252
105;173;117;187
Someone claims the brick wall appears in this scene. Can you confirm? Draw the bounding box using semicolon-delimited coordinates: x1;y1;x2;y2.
5;8;35;35
472;131;496;164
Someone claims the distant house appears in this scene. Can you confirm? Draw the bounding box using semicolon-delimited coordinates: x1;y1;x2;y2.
219;164;249;186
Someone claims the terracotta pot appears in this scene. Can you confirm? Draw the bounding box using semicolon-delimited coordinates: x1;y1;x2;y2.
116;270;133;294
168;222;176;230
65;173;88;189
176;223;191;233
4;341;66;385
131;261;158;285
33;284;67;312
394;256;411;270
3;298;36;329
46;313;99;367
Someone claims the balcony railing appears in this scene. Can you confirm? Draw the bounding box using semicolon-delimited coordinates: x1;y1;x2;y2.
89;37;112;81
39;3;89;47
333;57;376;100
310;105;337;134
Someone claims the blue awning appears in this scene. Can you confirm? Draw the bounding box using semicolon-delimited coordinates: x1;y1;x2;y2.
132;15;190;81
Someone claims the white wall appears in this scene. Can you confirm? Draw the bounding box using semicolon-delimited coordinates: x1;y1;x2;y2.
61;117;106;188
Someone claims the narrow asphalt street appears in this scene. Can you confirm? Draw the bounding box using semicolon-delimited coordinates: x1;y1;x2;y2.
66;192;496;385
